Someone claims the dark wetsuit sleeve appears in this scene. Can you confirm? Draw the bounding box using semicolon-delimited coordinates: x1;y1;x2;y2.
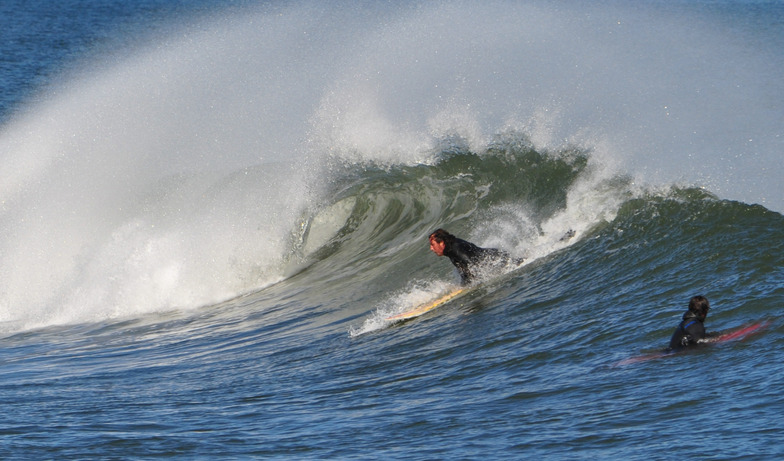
687;320;706;342
445;239;510;286
445;240;478;285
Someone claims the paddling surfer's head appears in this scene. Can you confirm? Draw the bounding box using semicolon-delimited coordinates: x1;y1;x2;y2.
688;295;710;321
429;229;455;256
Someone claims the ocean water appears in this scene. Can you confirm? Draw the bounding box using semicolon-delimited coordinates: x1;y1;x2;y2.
1;1;783;458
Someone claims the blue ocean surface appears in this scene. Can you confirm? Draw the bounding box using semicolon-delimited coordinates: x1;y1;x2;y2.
1;1;783;458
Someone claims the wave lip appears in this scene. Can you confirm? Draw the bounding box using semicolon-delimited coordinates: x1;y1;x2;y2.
3;0;783;334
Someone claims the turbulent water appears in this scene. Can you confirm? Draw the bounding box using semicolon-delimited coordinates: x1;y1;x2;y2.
1;1;783;459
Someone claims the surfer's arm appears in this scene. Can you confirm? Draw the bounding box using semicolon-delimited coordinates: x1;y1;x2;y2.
685;322;707;344
696;331;719;343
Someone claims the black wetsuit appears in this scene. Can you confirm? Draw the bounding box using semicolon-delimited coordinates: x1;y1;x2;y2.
668;311;706;351
443;238;511;286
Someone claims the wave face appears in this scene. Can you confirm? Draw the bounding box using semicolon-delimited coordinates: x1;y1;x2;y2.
2;0;781;330
1;1;783;459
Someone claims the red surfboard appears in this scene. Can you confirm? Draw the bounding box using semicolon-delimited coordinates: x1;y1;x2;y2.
707;320;770;344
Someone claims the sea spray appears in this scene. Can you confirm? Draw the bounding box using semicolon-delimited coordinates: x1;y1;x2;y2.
2;0;782;333
1;3;783;458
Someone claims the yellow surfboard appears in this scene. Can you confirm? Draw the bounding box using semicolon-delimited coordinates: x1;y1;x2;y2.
385;288;467;321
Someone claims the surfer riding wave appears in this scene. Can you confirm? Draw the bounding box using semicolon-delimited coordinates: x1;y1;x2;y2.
428;229;518;286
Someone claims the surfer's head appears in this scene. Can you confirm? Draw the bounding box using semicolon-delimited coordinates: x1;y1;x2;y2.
429;228;454;257
688;295;710;321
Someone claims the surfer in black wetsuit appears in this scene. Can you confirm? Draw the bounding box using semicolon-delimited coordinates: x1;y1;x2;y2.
668;295;711;351
428;228;514;286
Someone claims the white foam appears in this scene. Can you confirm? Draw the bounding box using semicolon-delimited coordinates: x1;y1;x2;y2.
3;0;782;332
349;280;456;337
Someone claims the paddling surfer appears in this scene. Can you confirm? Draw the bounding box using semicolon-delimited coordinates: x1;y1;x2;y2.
667;295;713;351
428;229;515;286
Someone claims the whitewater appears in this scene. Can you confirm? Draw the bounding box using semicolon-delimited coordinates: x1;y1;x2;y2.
1;1;782;458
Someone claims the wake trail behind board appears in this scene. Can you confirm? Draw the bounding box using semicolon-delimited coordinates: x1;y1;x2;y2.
385;288;466;322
